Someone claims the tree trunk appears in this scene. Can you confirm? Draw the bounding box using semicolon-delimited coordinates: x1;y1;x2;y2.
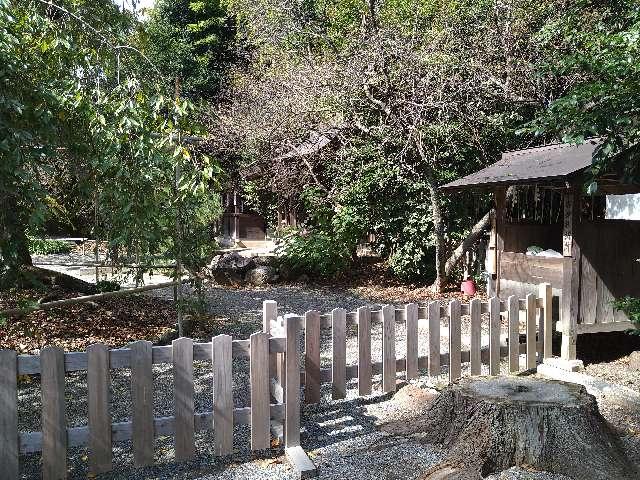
424;173;445;293
410;377;639;480
429;210;493;291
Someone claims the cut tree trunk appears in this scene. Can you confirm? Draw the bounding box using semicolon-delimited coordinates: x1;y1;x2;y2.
414;377;638;480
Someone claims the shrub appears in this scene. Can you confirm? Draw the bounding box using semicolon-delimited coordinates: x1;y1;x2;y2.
28;237;72;255
96;280;121;293
613;296;640;335
275;228;352;278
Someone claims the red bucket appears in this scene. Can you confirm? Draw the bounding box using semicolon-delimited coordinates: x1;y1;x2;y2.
461;279;476;296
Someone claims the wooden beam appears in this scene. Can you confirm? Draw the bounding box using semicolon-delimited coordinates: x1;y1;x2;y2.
561;189;581;360
494;187;507;297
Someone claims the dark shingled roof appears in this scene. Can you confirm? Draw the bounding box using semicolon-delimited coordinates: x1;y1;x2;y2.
442;139;602;190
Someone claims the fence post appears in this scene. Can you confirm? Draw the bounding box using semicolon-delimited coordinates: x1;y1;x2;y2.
41;346;67;480
540;283;553;359
87;343;112;473
526;294;537;369
131;340;154;467
449;299;462;382
405;303;419;380
507;296;519;373
250;332;270;450
263;300;278;383
489;297;501;375
382;304;396;393
357;306;372;396
173;337;195;461
469;299;482;376
428;301;441;377
0;350;18;479
284;316;301;448
212;334;233;456
332;308;347;399
304;310;321;404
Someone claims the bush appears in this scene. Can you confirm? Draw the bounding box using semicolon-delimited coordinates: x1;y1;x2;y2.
28;237;72;255
613;296;640;334
275;228;352;278
96;280;121;293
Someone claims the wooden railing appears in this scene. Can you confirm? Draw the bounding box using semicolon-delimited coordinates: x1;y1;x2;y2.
1;283;553;479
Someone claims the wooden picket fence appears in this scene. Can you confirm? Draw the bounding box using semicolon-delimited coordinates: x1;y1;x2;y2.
265;283;553;402
1;283;553;479
0;328;311;480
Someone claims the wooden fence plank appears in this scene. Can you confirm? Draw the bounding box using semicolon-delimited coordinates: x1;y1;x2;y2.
87;343;112;473
250;332;270;450
508;296;520;373
41;346;67;480
382;304;396;393
428;301;441;377
489;297;501;375
540;283;553;359
405;303;419;380
0;350;18;479
357;306;372;396
173;337;195;461
449;300;462;382
131;340;154;467
285;317;301;448
332;308;347;399
526;293;537;369
304;310;321;404
212;334;233;455
263;300;278;382
469;299;481;376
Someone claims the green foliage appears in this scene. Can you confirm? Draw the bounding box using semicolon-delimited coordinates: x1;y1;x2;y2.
145;0;236;99
0;0;223;288
528;0;640;183
275;228;352;278
28;237;72;256
95;280;120;293
613;297;640;334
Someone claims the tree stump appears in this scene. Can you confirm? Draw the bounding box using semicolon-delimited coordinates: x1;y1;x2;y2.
417;377;638;480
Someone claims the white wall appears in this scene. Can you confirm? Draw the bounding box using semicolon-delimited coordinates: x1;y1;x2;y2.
605;194;640;220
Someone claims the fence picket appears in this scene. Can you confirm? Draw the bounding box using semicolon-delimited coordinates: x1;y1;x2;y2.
212;334;233;455
405;303;419;380
250;332;270;450
357;306;372;396
469;299;481;375
284;317;301;448
263;300;278;382
332;308;347;399
449;300;462;382
428;301;440;377
489;297;501;375
41;346;67;480
304;310;321;404
87;343;112;473
508;296;520;373
173;337;195;461
526;294;537;369
131;340;154;467
540;283;553;359
382;304;396;393
0;350;18;479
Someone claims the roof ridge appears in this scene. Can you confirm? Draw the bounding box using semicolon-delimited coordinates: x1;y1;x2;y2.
503;137;602;157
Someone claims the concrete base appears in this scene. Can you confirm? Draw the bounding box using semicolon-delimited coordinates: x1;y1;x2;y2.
543;357;584;372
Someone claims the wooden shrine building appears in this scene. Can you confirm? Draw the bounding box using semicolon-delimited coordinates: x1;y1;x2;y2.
443;139;640;360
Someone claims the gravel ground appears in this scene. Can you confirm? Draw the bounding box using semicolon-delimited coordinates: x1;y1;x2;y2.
584;355;640;392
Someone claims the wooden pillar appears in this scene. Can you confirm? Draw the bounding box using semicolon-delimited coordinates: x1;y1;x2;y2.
492;187;506;297
561;189;581;360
